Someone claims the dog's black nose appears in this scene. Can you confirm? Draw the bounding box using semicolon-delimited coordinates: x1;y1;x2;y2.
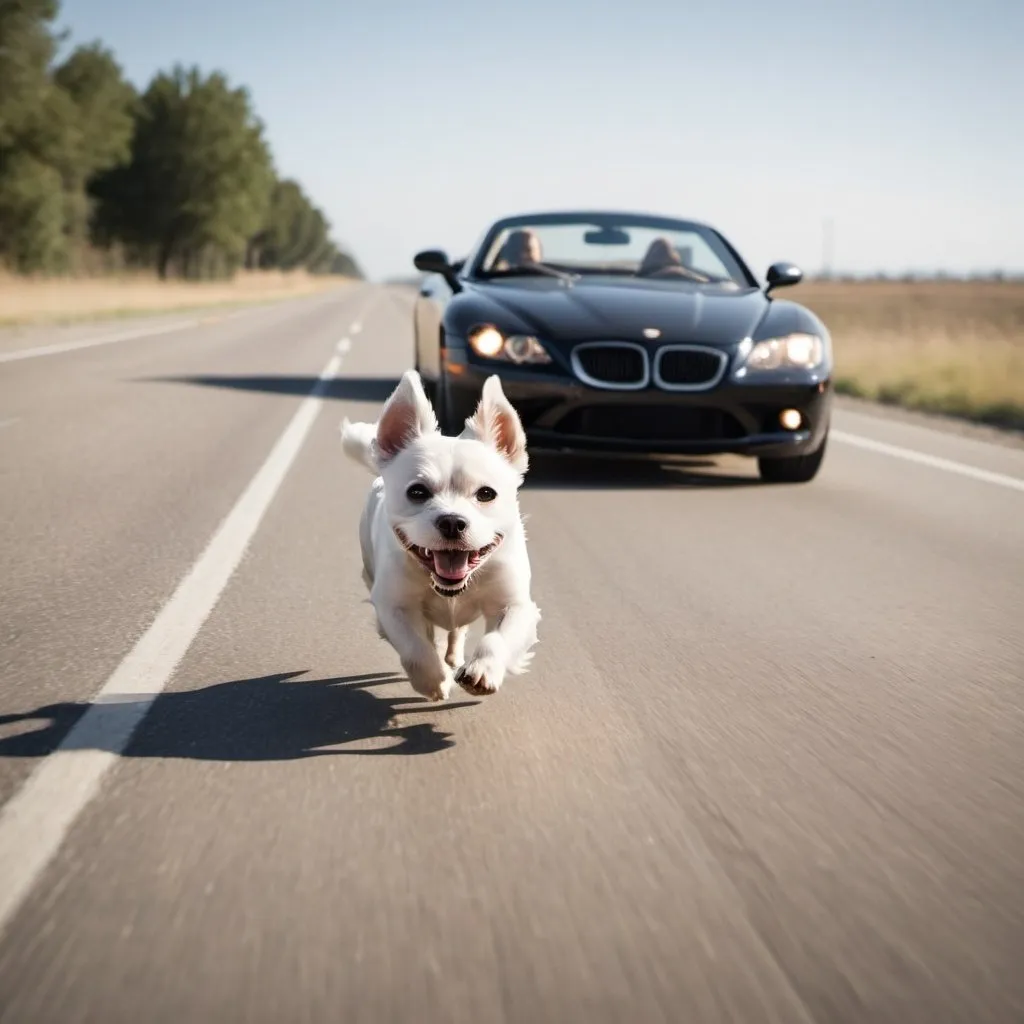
435;514;468;540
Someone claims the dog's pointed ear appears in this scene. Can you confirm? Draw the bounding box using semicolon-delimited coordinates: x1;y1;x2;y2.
463;375;528;474
375;370;438;461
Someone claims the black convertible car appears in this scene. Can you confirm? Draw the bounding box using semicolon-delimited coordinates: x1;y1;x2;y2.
412;210;833;483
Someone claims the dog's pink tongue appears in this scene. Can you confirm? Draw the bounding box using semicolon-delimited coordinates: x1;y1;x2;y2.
433;549;471;580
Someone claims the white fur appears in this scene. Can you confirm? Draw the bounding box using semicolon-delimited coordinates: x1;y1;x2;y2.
340;371;540;700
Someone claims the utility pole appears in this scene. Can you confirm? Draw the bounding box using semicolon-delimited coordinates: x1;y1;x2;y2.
821;217;834;279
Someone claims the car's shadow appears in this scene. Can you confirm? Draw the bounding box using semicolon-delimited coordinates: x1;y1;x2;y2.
523;453;759;489
141;374;760;488
0;671;478;762
142;374;401;403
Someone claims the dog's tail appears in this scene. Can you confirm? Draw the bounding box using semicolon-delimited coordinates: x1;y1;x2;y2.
340;418;379;474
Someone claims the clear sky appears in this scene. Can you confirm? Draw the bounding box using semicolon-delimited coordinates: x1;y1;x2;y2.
60;0;1023;282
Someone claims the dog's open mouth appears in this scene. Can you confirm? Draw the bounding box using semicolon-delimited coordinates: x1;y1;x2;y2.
395;529;502;593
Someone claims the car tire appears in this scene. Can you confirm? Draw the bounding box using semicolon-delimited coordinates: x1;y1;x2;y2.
758;434;828;484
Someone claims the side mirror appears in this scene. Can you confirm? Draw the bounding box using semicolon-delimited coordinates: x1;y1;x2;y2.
413;249;463;292
765;261;802;295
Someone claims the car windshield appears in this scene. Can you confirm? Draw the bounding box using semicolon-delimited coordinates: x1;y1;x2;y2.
476;216;749;287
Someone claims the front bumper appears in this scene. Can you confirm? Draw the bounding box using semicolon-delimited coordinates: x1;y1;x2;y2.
442;347;832;459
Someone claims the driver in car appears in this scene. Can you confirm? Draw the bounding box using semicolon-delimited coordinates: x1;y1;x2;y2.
493;229;544;271
637;236;711;282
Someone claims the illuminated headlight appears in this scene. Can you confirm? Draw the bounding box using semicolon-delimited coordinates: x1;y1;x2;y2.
468;325;504;358
467;325;552;365
740;333;825;372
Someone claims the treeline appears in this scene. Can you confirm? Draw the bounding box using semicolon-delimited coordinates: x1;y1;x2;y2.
0;1;362;280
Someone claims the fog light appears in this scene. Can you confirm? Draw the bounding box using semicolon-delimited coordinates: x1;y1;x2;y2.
779;408;802;430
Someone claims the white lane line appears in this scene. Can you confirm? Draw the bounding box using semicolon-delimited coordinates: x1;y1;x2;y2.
0;319;201;364
0;347;346;938
337;290;377;355
0;286;358;364
344;291;376;343
832;430;1024;494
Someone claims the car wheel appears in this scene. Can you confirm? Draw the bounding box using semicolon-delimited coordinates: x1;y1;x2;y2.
758;434;827;484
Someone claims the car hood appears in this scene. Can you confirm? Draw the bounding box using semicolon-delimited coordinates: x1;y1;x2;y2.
468;277;770;347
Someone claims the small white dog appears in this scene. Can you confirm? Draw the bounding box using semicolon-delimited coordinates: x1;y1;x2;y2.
340;371;540;701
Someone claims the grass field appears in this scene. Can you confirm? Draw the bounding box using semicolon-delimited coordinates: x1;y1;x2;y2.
0;269;352;326
795;279;1024;432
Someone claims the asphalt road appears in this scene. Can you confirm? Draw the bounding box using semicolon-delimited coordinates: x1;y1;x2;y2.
1;284;1022;1024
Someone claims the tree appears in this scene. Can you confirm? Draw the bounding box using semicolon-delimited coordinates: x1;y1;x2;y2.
250;178;330;270
0;0;61;148
327;249;363;278
247;178;361;277
93;65;275;278
52;43;136;179
51;43;135;263
0;6;362;280
0;151;65;271
0;0;68;271
306;240;363;278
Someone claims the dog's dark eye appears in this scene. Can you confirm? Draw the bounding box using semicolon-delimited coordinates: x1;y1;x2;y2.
476;486;497;503
406;483;431;503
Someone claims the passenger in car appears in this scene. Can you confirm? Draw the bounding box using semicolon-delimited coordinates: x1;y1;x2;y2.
637;236;710;282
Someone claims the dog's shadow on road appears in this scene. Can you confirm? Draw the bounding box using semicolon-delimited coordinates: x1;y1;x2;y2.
0;671;476;762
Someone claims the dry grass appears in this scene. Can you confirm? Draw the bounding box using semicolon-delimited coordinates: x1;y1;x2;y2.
4;271;1019;431
0;268;353;326
794;280;1024;431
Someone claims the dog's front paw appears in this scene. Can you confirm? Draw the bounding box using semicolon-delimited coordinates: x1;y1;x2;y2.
405;661;454;702
456;655;505;696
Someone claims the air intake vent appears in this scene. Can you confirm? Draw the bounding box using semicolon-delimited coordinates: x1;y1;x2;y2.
571;343;648;390
654;346;727;390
